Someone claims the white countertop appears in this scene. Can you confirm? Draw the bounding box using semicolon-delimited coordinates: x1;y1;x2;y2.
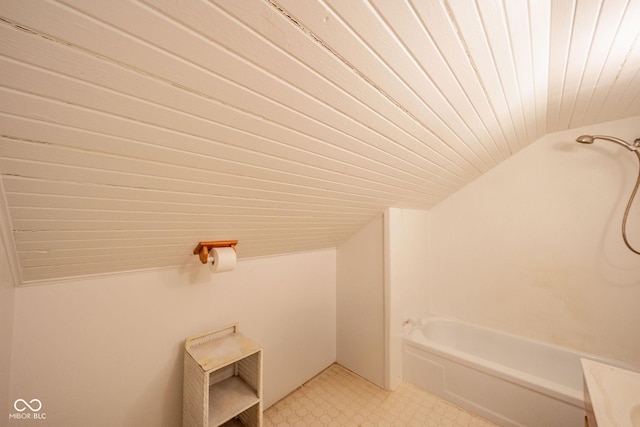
581;358;640;427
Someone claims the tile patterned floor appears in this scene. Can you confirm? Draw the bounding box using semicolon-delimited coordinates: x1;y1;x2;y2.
263;364;497;426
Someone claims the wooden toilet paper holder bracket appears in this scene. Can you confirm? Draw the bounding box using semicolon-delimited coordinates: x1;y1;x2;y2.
193;240;238;264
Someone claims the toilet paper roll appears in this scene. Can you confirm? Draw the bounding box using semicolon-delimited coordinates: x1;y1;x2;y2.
208;247;236;273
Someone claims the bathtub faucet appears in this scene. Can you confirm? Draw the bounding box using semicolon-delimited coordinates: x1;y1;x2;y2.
402;317;424;333
403;318;423;326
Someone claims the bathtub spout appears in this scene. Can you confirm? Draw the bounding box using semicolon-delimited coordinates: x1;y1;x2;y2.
402;318;423;326
402;317;424;334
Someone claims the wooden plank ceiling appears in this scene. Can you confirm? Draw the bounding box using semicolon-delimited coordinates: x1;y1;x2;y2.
1;0;639;284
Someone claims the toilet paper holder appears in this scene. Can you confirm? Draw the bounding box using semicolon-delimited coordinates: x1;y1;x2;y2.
193;240;238;264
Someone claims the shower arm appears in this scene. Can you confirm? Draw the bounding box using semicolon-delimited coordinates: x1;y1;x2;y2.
590;135;640;151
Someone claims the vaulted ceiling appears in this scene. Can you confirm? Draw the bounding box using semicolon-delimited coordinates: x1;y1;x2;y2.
1;0;639;285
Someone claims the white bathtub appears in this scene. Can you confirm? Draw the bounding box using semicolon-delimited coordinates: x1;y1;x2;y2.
402;318;616;427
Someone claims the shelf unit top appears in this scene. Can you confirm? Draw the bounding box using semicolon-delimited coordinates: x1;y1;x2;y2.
186;332;261;372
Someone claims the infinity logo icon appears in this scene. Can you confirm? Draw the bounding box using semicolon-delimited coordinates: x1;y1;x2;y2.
14;399;42;412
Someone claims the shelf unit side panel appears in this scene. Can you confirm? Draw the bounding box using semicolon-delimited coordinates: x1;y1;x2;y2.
237;351;261;395
238;404;260;427
183;353;208;427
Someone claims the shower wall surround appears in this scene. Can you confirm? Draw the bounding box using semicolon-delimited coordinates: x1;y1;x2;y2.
427;116;640;367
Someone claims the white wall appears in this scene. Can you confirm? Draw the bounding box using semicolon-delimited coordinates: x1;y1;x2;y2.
9;249;336;427
336;214;384;387
428;116;640;366
1;238;15;427
384;208;429;389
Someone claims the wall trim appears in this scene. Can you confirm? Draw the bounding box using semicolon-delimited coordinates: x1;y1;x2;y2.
0;177;22;286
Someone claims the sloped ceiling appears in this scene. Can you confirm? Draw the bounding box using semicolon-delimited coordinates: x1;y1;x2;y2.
1;0;639;285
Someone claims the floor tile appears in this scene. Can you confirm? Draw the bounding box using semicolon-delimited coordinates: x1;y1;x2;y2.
264;364;497;426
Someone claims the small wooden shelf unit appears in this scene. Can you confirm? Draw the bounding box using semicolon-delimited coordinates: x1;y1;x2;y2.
183;324;262;427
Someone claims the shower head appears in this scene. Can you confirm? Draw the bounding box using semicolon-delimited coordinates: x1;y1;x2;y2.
576;135;595;144
575;134;639;151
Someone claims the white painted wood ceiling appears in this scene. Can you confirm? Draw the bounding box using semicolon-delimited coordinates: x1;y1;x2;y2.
1;0;639;284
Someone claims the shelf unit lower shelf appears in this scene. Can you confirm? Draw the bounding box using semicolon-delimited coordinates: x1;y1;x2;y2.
208;376;260;426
